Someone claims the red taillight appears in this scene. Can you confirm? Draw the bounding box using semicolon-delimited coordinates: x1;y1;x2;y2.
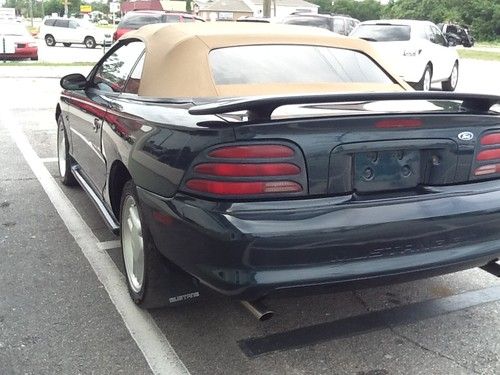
375;119;422;129
183;143;306;198
186;180;302;195
477;149;500;161
209;145;294;159
112;31;118;41
194;163;300;177
481;133;500;145
473;133;500;179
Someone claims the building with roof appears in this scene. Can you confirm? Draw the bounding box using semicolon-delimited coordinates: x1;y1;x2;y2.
198;0;253;21
198;0;318;21
247;0;318;18
120;0;318;19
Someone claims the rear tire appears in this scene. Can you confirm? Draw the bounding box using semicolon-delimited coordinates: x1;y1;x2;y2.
57;116;77;186
414;65;432;91
44;34;55;47
441;62;459;91
84;36;96;49
63;43;71;47
120;180;195;308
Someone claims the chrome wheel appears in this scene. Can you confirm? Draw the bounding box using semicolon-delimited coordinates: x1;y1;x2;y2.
84;37;96;49
423;69;431;91
58;122;67;178
45;35;55;46
122;195;144;293
450;64;458;89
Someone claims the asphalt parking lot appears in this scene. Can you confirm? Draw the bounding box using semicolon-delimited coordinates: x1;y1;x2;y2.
34;39;110;63
0;59;499;374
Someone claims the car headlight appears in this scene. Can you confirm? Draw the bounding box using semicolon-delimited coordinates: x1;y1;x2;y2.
403;49;422;56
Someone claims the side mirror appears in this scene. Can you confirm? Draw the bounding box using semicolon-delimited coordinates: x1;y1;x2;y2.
60;73;87;90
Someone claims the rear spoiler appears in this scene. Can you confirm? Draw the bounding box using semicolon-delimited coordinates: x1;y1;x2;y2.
189;92;500;121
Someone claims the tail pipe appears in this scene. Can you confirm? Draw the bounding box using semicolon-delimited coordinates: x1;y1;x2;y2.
241;300;274;321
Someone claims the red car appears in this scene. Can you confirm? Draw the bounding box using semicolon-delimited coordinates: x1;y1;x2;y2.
113;10;204;41
0;22;38;60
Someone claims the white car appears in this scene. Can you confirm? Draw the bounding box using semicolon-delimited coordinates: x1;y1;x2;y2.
350;20;459;91
39;17;112;48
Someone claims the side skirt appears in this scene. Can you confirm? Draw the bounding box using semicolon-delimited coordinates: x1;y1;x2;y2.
71;165;120;235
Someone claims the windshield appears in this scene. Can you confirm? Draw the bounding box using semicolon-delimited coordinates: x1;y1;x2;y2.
351;24;411;41
209;45;393;85
0;22;29;36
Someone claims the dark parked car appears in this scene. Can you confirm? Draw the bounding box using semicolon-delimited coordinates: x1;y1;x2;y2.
438;23;475;47
56;23;500;317
279;13;359;35
113;10;204;41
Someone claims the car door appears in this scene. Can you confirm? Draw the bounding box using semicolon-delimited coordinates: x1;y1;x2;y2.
53;19;68;42
427;24;454;81
68;19;80;43
66;40;145;195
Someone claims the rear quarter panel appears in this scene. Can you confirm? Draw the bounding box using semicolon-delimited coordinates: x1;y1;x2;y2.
102;97;235;201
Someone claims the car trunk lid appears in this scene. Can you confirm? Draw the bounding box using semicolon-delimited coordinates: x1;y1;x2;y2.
188;93;500;198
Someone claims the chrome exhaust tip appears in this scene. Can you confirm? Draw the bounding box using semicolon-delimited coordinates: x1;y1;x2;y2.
241;300;274;321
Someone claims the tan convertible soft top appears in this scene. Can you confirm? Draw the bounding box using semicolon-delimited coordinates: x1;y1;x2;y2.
123;22;407;98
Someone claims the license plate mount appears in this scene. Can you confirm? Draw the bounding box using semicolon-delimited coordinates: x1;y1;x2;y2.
354;149;420;192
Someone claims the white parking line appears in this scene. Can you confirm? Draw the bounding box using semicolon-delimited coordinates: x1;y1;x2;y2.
1;109;190;375
40;157;58;163
97;240;122;250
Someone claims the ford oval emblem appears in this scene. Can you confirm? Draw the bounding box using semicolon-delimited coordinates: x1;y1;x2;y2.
458;131;474;141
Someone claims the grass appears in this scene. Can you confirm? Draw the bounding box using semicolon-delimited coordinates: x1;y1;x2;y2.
96;24;118;29
476;40;500;48
457;49;500;61
0;61;95;66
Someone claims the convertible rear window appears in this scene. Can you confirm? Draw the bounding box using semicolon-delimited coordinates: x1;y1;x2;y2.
350;24;411;41
209;45;392;85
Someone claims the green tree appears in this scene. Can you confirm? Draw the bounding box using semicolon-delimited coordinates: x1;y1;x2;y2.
383;0;499;40
311;0;333;14
312;0;500;41
44;0;63;16
332;0;384;21
68;0;81;16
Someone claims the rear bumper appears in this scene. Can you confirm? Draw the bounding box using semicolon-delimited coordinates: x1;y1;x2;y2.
138;182;500;300
0;46;38;60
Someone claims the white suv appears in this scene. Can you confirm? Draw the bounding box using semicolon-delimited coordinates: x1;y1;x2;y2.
350;20;459;91
39;17;112;48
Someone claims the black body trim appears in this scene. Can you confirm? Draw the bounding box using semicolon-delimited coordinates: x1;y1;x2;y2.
71;166;120;234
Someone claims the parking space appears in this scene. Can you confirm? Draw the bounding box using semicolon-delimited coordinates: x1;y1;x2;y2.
1;60;499;374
